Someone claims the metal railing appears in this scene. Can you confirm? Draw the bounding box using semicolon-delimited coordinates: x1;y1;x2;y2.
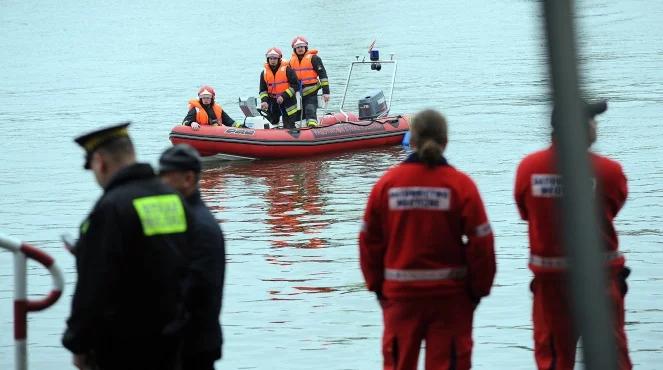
339;56;398;117
0;233;64;370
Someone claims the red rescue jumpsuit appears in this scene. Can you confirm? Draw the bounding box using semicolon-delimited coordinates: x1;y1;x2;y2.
514;145;632;370
359;153;496;370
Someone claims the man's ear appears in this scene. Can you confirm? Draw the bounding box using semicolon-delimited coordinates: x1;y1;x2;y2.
185;171;198;187
92;151;106;172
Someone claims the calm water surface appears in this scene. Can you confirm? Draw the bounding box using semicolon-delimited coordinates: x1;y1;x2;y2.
1;0;662;369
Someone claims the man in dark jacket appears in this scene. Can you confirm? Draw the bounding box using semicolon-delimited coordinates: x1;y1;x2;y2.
159;144;226;370
64;122;190;370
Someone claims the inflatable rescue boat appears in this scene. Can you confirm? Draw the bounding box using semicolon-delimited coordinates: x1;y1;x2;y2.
169;50;409;160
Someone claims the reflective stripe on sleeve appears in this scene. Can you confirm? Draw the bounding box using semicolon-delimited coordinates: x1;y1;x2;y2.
529;251;623;269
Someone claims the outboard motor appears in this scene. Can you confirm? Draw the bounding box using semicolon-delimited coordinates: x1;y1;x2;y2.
238;96;273;129
239;96;260;117
358;90;388;120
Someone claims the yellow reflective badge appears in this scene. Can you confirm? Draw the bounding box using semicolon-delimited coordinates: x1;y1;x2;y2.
133;194;187;236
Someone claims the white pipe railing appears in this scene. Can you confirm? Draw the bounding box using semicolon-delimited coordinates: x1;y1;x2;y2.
0;233;64;370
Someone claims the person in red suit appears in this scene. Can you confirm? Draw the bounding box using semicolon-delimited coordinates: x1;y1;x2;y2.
359;109;496;370
514;100;632;370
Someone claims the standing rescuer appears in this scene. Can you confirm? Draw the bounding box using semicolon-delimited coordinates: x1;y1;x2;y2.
159;144;226;370
359;109;496;370
259;47;300;129
288;35;330;128
514;100;632;370
64;122;191;370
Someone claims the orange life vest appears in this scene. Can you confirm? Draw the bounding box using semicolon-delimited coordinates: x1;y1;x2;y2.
188;99;223;125
263;62;290;96
289;49;319;85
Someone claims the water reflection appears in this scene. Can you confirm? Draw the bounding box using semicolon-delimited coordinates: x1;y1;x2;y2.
203;158;330;249
200;158;336;300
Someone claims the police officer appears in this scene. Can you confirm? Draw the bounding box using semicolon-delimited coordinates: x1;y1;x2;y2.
515;101;633;370
159;144;226;370
63;122;191;370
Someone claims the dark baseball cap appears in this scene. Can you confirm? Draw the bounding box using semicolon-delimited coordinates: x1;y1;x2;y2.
551;100;608;127
158;144;202;173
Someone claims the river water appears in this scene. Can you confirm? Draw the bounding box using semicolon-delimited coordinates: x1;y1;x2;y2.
1;0;661;369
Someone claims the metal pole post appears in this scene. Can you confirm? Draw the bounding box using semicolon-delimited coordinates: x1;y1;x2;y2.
339;62;356;113
541;1;618;369
386;61;398;116
14;252;28;370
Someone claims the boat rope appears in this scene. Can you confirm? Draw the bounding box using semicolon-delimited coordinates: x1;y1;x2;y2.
296;114;404;131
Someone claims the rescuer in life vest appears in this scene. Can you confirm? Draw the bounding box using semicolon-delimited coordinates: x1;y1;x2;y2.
183;85;240;130
289;36;330;128
259;47;300;129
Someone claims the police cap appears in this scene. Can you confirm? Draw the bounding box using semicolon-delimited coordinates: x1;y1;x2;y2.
158;144;202;174
74;122;131;169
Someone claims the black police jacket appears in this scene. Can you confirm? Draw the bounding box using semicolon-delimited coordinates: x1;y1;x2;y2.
182;189;226;357
62;163;190;368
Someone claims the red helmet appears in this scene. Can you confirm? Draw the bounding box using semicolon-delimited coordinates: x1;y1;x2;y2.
265;47;283;59
291;36;308;48
198;85;216;98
